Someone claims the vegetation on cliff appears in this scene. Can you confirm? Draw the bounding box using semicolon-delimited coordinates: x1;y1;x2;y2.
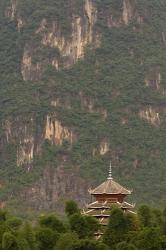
0;0;165;210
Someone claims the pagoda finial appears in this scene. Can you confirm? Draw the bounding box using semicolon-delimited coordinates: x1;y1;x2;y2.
108;161;113;180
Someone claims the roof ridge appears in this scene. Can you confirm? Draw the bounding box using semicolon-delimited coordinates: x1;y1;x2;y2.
90;178;131;195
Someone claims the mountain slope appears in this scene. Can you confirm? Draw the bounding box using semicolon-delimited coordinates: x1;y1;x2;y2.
0;0;165;213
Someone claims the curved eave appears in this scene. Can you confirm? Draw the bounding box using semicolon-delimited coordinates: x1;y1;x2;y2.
89;191;132;195
128;210;137;215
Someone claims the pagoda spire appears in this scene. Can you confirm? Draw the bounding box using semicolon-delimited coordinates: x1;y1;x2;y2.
107;161;113;180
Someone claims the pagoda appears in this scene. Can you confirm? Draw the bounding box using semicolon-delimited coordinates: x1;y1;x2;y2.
82;162;135;226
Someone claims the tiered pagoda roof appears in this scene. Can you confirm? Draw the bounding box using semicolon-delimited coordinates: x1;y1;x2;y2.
89;179;132;195
87;200;135;209
83;161;135;227
83;200;135;221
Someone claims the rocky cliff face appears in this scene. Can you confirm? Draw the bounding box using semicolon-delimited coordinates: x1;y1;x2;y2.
20;166;89;211
2;113;76;167
6;0;139;81
45;115;75;145
6;0;24;30
21;0;99;81
2;116;37;167
0;0;165;212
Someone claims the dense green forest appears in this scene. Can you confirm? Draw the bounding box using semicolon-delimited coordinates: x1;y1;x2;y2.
0;202;166;250
0;0;165;211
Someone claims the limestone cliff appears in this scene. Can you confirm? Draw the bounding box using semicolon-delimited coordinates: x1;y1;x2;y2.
45;115;74;145
0;0;165;212
2;116;37;167
7;0;141;81
20;166;89;211
21;0;99;81
2;113;76;167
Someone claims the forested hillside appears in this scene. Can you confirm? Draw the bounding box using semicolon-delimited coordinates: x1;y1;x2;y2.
0;0;165;213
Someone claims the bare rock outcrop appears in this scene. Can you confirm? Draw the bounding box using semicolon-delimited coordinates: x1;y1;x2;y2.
45;115;74;145
1;113;75;167
2;116;38;167
139;107;161;127
6;0;24;30
122;0;137;25
100;140;109;155
21;0;99;81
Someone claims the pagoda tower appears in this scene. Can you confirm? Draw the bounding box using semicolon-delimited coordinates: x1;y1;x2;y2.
82;162;135;226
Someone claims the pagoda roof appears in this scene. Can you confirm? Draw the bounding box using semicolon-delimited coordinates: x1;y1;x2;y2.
83;201;135;218
89;179;131;195
85;209;110;217
87;200;135;209
82;205;136;222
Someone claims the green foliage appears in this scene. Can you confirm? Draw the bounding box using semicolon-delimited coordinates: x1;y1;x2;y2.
103;207;128;247
69;213;88;239
2;232;18;250
138;205;153;227
39;214;66;233
84;216;100;237
65;200;80;217
161;205;166;235
54;233;79;250
151;208;162;227
116;242;138;250
133;227;162;250
20;222;37;250
96;0;123;19
0;210;7;223
69;213;99;239
32;46;61;64
17;0;84;36
125;213;139;232
0;204;165;250
35;227;58;250
6;217;22;230
17;236;30;250
75;239;110;250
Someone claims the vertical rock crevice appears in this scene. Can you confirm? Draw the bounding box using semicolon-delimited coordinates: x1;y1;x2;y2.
2;117;37;167
45;115;74;145
139;107;161;127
